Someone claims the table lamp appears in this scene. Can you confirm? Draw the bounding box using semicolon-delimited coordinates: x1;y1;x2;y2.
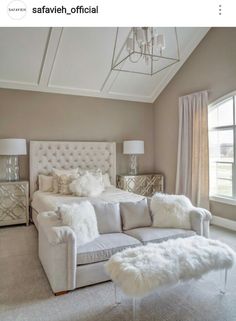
0;139;27;181
123;140;144;175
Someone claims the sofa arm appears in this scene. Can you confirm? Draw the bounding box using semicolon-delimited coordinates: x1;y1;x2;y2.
189;207;212;238
37;212;77;294
189;209;203;235
197;207;212;238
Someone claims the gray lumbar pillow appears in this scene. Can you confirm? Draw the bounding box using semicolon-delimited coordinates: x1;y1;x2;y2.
120;198;152;231
92;202;121;234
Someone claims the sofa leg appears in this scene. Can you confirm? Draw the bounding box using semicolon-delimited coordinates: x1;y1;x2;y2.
54;291;69;296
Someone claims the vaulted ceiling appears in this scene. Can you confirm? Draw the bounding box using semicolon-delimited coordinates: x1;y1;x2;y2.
0;27;209;103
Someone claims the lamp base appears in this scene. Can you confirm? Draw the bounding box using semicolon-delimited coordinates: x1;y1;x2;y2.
6;156;19;181
128;155;138;175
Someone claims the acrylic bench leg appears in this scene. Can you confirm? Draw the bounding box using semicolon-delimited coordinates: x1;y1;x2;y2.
114;284;121;305
132;297;141;321
220;269;228;295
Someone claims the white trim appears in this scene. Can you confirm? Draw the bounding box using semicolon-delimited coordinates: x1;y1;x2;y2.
209;89;236;108
210;196;236;206
211;215;236;232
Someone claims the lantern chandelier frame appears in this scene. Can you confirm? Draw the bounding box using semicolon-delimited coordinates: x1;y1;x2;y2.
111;27;180;76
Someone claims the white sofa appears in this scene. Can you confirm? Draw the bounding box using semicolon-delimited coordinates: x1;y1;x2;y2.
37;199;212;295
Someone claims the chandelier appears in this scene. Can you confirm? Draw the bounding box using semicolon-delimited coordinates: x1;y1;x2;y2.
111;27;180;76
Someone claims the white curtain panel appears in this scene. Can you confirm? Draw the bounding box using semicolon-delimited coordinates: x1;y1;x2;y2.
176;91;209;209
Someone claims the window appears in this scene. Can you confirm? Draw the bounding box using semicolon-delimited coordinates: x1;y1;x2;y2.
208;94;236;200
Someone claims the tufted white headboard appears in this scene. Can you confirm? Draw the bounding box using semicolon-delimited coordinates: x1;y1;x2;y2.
29;141;116;199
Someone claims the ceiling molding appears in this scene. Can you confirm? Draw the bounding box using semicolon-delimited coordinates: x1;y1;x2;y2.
0;27;210;103
38;28;63;86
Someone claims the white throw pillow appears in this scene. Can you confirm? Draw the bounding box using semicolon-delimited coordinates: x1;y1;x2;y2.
59;202;99;246
52;168;78;193
69;171;105;197
151;193;192;229
38;174;53;192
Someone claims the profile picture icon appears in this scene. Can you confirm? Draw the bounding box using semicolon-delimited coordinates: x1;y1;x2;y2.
7;0;27;20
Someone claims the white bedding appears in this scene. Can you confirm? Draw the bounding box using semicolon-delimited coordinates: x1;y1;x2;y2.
31;186;144;213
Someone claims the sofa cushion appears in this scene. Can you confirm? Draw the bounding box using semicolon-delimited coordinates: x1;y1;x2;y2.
120;198;152;231
92;202;121;234
125;227;196;245
77;233;141;265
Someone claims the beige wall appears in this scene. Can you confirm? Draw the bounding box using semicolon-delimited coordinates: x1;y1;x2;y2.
0;88;154;180
154;27;236;221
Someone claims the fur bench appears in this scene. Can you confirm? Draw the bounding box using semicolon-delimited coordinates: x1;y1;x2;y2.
106;236;235;298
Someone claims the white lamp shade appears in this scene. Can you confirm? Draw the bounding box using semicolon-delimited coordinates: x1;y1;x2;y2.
123;140;144;155
0;139;27;155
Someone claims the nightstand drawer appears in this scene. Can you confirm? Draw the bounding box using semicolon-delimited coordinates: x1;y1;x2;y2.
0;203;26;221
117;174;164;197
0;184;26;197
0;181;29;226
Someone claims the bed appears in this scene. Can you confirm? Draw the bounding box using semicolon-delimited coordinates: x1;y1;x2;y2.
30;140;143;227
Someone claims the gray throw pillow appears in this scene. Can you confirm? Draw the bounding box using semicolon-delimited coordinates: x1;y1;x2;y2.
120;198;152;231
92;202;121;234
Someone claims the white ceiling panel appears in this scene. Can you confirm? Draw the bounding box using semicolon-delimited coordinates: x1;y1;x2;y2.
49;27;116;91
0;27;50;85
0;27;210;102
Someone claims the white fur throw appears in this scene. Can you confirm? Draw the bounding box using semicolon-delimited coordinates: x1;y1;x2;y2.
106;236;235;298
59;202;99;246
151;193;193;229
69;171;104;197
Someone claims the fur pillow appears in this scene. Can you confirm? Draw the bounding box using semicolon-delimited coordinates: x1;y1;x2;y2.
59;202;99;246
69;171;104;197
151;193;193;229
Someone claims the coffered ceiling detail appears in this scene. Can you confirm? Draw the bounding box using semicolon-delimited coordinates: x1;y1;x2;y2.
0;27;209;103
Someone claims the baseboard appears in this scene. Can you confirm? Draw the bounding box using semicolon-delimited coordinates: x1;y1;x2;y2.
211;215;236;232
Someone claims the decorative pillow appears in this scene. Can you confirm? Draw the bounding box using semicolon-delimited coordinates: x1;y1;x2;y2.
92;202;121;233
57;174;78;195
38;174;53;192
52;168;78;193
150;193;192;229
69;171;104;197
59;202;99;246
103;173;112;187
120;198;152;231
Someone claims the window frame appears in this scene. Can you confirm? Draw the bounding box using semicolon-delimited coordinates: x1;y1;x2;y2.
208;91;236;203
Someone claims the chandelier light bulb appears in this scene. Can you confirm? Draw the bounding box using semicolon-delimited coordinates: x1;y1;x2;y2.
126;37;133;52
156;34;165;50
136;28;145;46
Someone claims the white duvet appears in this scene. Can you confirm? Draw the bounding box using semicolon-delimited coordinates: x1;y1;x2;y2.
31;186;144;213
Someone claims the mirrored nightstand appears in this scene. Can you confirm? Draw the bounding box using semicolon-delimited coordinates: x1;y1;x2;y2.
117;174;164;197
0;181;29;226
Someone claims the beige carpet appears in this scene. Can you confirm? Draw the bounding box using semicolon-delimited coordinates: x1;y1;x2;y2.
0;224;236;321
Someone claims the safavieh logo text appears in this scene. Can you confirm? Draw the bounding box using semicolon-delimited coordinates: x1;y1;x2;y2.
8;0;27;19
